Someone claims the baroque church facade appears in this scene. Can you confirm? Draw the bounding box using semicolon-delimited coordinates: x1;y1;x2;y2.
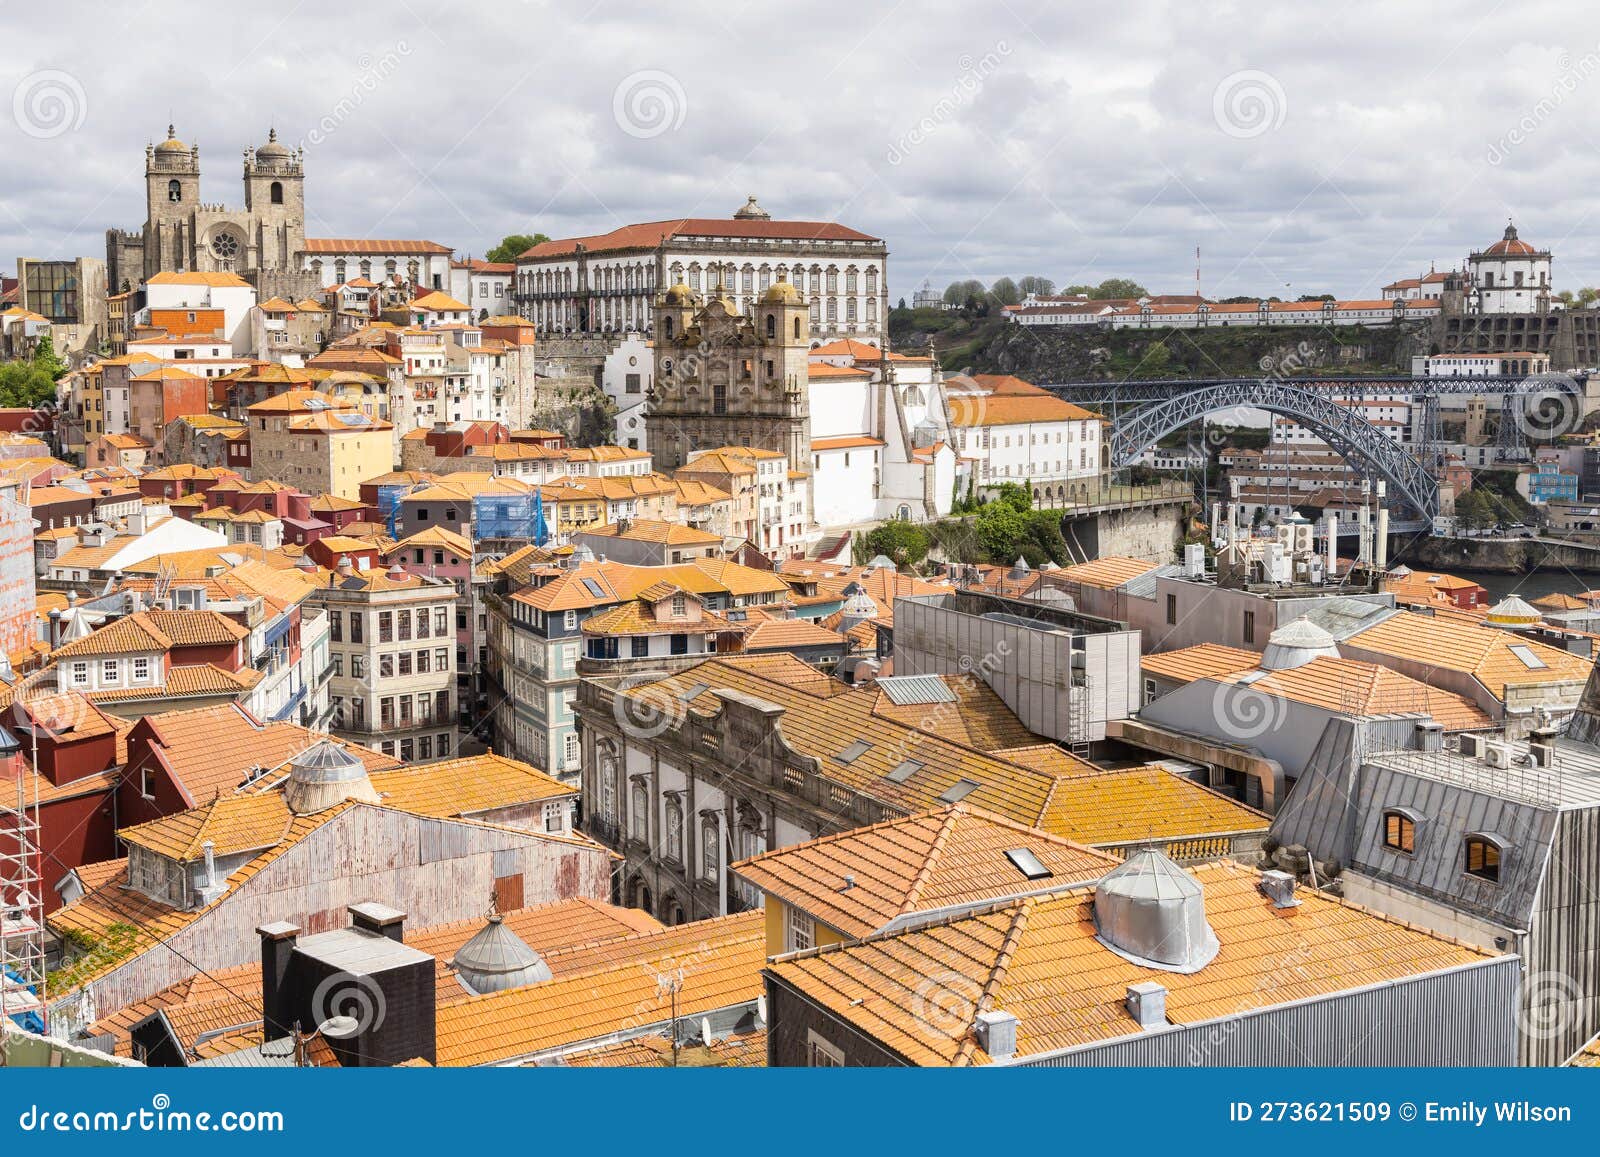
106;126;315;298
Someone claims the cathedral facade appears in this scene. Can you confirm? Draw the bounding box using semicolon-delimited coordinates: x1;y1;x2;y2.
646;277;814;474
106;126;309;296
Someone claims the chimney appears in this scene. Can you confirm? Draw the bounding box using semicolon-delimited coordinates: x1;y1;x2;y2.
1414;721;1443;753
1258;869;1300;908
348;901;406;942
973;1009;1018;1060
257;920;302;1041
1125;981;1167;1029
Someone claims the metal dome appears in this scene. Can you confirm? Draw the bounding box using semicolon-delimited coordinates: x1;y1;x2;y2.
154;124;188;153
256;127;290;159
451;914;552;994
1486;595;1541;627
840;582;877;620
1093;847;1219;973
283;740;380;816
1259;618;1340;671
865;554;897;572
1008;555;1031;581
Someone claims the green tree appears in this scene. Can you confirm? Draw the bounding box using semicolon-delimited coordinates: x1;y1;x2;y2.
943;279;986;308
860;521;931;570
0;360;57;408
973;499;1027;560
1140;341;1172;375
485;233;551;263
31;332;67;381
1017;275;1055;298
993;481;1033;513
988;277;1021;306
1090;278;1147;300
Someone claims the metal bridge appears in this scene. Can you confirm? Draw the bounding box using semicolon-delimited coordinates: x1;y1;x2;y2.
1040;373;1588;521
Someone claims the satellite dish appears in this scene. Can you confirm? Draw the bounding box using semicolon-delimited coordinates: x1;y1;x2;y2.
757;994;768;1024
318;1015;360;1040
700;1017;712;1044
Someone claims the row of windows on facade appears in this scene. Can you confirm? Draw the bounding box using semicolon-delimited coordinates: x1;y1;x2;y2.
67;656;158;686
981;450;1094;478
1382;812;1504;882
380;730;453;763
519;263;879;297
328;606;451;644
330;688;452;729
597;768;765;888
330;646;452;680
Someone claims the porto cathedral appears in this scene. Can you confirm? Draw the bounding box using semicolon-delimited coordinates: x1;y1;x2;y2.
105;125;317;299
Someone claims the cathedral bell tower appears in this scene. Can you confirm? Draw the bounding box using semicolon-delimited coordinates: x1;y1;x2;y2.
144;125;201;278
242;128;307;271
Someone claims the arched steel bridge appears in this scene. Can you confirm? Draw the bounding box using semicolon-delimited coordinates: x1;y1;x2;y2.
1040;374;1589;521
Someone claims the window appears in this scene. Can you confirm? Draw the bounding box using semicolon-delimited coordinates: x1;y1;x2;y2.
664;796;684;862
785;904;815;952
545;800;568;834
1166;593;1178;626
102;659;119;684
701;819;720;881
70;661;88;686
397;609;412;641
168;179;182;202
378;611;393;642
1383;811;1416;854
380;653;395;679
1005;847;1053;881
349;614;363;644
1242;610;1255;646
133;657;150;682
807;1030;844;1067
563;609;577;631
330;610;342;642
1465;836;1501;882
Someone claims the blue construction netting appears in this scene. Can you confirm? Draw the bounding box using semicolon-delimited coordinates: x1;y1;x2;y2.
2;964;43;1034
376;483;410;540
472;491;549;544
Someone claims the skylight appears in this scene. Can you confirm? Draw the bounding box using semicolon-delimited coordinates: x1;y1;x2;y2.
581;578;607;597
939;779;980;803
836;740;872;764
1004;847;1053;881
679;682;709;702
1508;644;1547;670
885;759;923;783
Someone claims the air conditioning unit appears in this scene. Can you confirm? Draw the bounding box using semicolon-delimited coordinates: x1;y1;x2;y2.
1459;733;1483;758
1483;741;1511;769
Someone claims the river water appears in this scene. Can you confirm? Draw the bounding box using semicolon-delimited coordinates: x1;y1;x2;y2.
1447;567;1598;602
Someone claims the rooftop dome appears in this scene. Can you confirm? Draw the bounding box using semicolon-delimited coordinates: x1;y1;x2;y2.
733;194;771;220
661;283;696;307
154;124;188;153
256;127;290;159
283;740;380;816
1486;595;1542;627
1093;847;1219;974
760;279;801;305
1008;555;1031;580
1259;618;1340;670
451;914;552;995
1386;564;1413;578
865;554;897;572
1483;221;1538;258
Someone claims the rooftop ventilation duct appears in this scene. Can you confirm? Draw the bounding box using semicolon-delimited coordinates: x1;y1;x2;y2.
1258;870;1300;908
1093;847;1219;974
1125;981;1167;1029
283;740;380;815
1259;618;1339;671
974;1009;1018;1059
450;914;552;995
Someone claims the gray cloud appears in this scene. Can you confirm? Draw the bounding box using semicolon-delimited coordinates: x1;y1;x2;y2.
4;1;1600;300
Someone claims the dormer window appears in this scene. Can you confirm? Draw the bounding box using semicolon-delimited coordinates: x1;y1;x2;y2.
1382;810;1416;854
1464;835;1503;883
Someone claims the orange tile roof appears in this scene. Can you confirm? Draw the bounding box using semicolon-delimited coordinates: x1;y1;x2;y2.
434;911;765;1065
1219;657;1493;731
52;612;173;658
1059;555;1162;590
521;218;878;260
811;435;885;451
561;1029;767;1068
304;237;452;255
581;520;721;546
146;271;251;288
740;616;845;651
733;805;1120;938
1141;644;1262;683
1346;610;1593;700
367;753;576;817
767;860;1490;1065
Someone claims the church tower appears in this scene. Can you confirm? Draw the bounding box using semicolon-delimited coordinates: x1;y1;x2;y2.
143;125;201;279
242;128;306;271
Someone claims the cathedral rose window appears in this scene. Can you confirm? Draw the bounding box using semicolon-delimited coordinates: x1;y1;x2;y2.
210;232;240;263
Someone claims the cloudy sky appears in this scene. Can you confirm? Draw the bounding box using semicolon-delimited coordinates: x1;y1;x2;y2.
4;1;1600;301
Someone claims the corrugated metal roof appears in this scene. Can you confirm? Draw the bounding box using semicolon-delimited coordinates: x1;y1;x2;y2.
875;674;956;706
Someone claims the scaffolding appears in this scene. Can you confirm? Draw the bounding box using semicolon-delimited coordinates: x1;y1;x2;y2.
0;717;44;1036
